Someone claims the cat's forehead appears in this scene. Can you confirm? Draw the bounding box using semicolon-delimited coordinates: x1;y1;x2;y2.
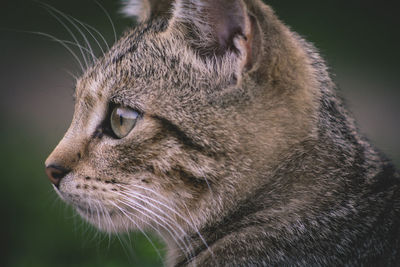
74;22;164;98
75;19;235;113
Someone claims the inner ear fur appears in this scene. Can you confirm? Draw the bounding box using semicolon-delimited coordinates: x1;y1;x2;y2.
172;0;262;70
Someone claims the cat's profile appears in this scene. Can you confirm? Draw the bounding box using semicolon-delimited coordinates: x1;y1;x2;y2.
45;0;400;266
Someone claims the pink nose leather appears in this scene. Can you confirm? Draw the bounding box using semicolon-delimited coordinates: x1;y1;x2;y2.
45;165;70;188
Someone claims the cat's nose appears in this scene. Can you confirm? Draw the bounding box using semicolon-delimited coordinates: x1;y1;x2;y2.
45;165;70;188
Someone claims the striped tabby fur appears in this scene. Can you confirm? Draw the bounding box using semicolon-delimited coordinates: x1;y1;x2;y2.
46;0;400;266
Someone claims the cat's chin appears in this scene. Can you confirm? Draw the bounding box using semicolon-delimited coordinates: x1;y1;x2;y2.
76;207;124;233
75;206;143;233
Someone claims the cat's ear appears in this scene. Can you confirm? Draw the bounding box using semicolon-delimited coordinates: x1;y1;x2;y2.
172;0;261;70
122;0;174;23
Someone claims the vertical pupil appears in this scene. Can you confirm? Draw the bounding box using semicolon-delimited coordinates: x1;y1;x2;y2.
119;115;123;126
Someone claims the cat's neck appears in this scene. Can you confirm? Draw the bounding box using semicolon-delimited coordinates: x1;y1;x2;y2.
162;131;400;266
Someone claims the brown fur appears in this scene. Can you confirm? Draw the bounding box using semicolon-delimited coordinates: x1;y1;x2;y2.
46;0;400;266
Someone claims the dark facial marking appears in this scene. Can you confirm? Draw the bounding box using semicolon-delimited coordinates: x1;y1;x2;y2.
151;115;205;153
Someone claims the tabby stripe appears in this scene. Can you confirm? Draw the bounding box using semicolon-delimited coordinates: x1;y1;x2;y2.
151;115;206;153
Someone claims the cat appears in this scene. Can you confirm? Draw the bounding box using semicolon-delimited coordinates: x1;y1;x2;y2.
45;0;400;266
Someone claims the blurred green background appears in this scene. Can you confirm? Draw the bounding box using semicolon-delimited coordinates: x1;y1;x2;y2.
0;0;399;266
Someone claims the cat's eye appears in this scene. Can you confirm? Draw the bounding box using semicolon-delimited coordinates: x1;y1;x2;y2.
110;106;139;139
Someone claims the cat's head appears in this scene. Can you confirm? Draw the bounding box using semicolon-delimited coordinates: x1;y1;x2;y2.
45;0;316;239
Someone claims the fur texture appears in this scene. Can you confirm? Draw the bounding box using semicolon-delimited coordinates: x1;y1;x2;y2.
46;0;400;266
122;0;174;22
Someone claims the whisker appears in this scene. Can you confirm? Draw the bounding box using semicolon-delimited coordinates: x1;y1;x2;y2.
199;171;213;195
119;184;190;218
57;39;96;55
93;200;102;229
118;197;187;244
117;190;198;265
117;190;197;257
119;191;199;252
40;3;96;65
118;202;191;266
62;68;79;81
80;20;110;51
94;0;117;44
85;201;101;242
103;205;123;251
108;200;165;265
69;15;106;56
101;200;137;264
27;31;85;72
118;184;211;256
36;2;90;68
120;190;190;233
117;198;192;263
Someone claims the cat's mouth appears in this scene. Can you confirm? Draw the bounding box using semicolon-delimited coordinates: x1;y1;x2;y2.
54;183;152;232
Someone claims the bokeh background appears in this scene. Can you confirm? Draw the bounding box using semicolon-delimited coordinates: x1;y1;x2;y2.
1;0;399;266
